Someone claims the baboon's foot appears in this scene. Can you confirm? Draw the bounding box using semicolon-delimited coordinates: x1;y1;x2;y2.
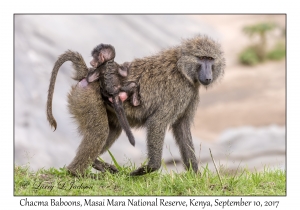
92;159;118;174
130;165;159;176
118;92;128;102
67;168;85;177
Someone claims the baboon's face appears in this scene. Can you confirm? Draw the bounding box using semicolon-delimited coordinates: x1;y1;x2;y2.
177;55;215;86
90;55;101;68
196;56;215;86
90;44;116;68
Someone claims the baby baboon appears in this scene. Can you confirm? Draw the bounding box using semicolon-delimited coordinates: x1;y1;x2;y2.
87;63;137;147
86;44;140;146
87;44;140;107
47;35;225;176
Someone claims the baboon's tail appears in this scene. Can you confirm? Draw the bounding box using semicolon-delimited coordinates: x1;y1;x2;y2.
112;97;135;147
46;50;89;131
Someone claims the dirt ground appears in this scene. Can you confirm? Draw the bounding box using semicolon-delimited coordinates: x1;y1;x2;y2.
190;15;286;141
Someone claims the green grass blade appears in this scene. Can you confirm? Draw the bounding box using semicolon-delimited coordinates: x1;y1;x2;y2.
107;150;121;170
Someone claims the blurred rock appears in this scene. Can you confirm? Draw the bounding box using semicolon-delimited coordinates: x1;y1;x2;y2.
164;125;285;173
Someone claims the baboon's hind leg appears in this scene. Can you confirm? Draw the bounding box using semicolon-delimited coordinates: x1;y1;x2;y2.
100;113;122;154
67;83;109;176
93;111;122;173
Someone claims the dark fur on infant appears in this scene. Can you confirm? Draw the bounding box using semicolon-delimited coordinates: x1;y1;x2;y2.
86;44;140;147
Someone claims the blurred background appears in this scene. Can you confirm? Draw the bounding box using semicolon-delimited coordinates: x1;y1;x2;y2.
14;15;285;174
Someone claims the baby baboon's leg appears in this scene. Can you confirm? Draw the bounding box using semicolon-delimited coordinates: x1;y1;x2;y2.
67;83;109;176
121;82;137;92
131;88;140;106
122;82;140;106
171;116;198;173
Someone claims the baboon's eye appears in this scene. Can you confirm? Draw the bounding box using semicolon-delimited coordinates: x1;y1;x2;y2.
197;56;214;60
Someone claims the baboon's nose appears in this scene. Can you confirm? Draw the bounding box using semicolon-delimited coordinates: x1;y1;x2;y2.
200;78;212;86
204;78;212;85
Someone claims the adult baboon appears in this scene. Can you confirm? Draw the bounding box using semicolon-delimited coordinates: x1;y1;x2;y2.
47;35;225;176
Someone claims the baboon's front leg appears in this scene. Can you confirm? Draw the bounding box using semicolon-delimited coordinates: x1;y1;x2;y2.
172;117;198;173
130;121;167;176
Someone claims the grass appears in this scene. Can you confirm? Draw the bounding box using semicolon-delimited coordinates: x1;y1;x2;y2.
267;42;286;61
239;43;285;66
239;21;285;66
239;46;261;66
14;163;286;196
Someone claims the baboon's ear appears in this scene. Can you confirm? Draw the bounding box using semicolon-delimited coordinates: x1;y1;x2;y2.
177;56;196;85
87;70;100;83
123;62;131;69
100;45;116;63
118;62;131;77
98;53;105;64
118;67;128;77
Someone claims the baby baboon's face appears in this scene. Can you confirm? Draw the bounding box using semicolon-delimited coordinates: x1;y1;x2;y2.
90;44;116;68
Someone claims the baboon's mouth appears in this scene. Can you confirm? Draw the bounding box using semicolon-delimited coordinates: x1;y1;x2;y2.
199;80;212;86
